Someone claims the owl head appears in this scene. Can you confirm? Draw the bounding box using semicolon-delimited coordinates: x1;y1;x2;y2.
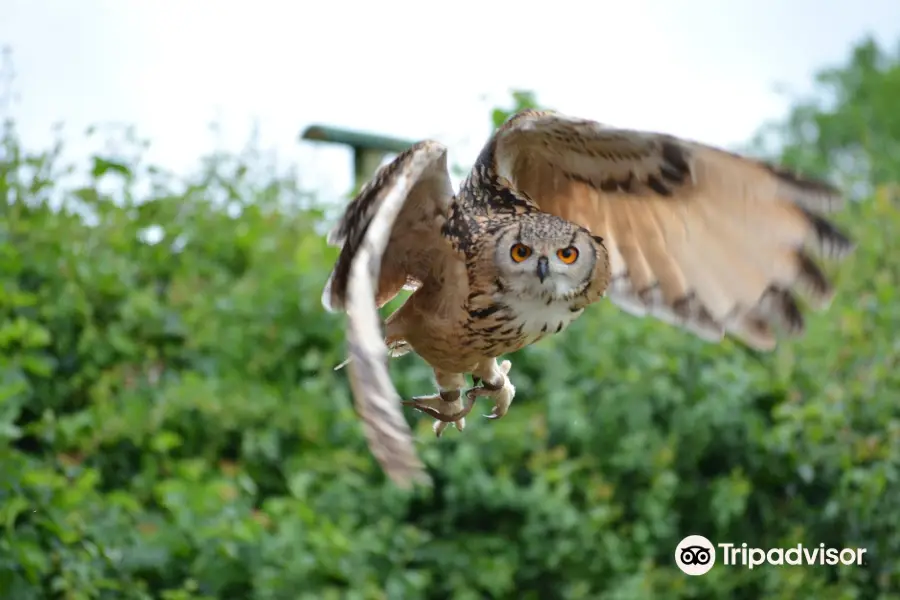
491;212;608;301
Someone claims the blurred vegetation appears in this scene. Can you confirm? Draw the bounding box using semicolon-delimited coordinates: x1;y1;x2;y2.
1;35;899;600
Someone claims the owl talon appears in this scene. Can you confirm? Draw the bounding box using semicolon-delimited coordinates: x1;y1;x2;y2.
484;407;504;420
432;419;465;438
401;361;514;435
401;390;475;429
467;360;515;420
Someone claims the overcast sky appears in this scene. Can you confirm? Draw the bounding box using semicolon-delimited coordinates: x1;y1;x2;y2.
2;0;899;200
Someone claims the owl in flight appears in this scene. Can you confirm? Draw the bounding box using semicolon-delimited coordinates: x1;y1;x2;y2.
321;109;853;488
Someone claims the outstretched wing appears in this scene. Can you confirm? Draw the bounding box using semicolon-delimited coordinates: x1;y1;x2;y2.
322;141;456;487
489;110;854;350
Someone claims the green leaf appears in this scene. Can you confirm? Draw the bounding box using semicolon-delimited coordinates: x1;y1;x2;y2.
91;156;132;179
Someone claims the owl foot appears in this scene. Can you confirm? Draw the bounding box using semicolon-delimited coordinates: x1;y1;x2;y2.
401;390;475;438
468;360;515;420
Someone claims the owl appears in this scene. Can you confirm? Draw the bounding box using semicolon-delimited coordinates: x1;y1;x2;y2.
321;109;854;488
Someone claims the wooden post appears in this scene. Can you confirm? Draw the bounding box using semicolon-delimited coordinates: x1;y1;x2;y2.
300;125;416;193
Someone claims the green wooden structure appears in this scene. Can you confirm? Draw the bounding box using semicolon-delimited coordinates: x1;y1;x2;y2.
300;124;416;191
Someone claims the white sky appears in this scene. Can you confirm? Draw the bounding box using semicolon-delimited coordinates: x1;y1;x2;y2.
2;0;899;200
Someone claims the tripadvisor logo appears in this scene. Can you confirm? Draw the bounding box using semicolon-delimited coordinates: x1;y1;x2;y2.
675;535;716;575
674;535;868;575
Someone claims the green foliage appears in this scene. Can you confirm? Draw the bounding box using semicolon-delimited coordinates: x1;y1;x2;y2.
751;35;900;192
490;90;542;129
1;38;899;599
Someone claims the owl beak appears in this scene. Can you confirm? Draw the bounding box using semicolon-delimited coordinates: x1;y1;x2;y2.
536;256;550;283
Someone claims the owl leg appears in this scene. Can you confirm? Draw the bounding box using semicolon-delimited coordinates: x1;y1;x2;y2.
468;359;515;420
400;370;474;438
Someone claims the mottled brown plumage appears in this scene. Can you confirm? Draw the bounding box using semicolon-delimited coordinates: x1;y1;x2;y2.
322;109;854;487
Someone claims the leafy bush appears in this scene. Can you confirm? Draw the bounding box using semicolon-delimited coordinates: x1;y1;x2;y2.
1;37;899;599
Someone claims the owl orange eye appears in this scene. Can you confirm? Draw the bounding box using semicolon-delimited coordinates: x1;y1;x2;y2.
510;243;532;262
557;246;579;264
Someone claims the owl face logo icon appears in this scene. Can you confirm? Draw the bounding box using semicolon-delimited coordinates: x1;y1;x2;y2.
675;535;716;575
681;545;711;565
